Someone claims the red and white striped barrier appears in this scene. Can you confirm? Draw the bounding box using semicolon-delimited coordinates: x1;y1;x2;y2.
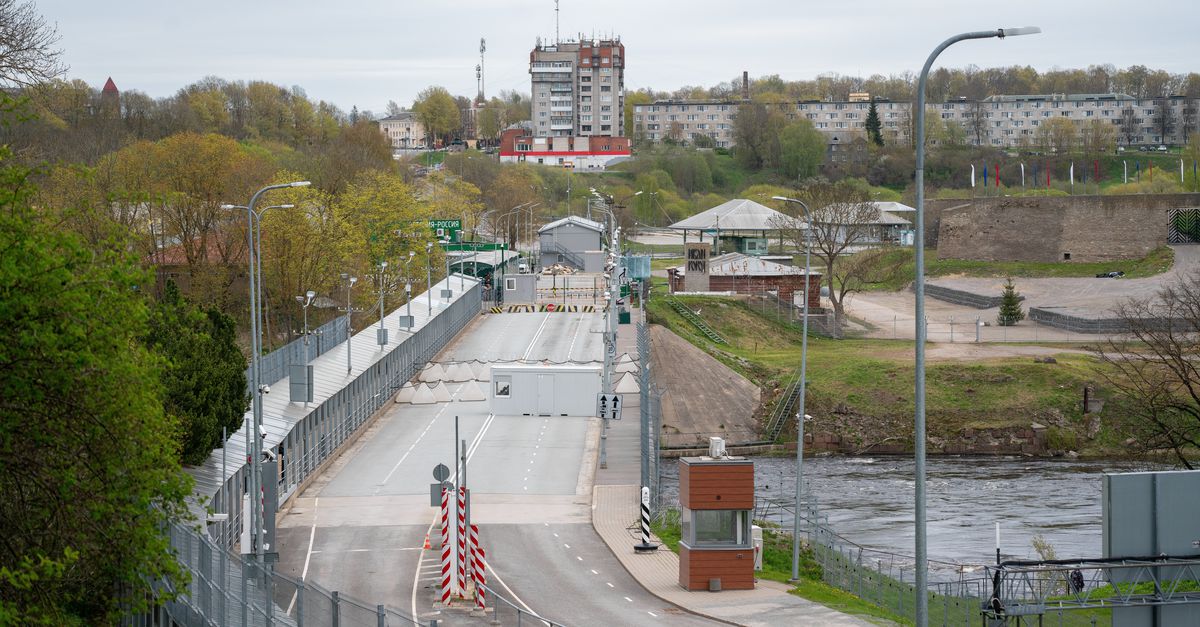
457;487;468;598
470;524;487;610
440;487;453;604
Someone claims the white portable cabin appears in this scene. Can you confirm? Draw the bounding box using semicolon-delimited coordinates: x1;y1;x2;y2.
490;364;602;416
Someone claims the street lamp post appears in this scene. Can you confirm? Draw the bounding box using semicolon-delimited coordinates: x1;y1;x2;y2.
772;195;813;583
341;273;358;374
230;180;309;563
426;242;434;316
295;290;316;363
377;261;388;347
913;27;1040;625
403;251;416;332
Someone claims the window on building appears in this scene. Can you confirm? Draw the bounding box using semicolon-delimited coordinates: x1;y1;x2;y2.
681;508;749;547
601;125;610;131
505;278;516;291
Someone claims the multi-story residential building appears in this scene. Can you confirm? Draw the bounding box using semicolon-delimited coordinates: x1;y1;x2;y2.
529;37;625;138
634;93;1199;152
632;100;739;147
377;111;426;150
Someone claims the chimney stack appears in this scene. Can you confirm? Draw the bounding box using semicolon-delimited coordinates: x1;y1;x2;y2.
742;71;749;101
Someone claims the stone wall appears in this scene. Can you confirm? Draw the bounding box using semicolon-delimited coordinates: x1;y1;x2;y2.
930;194;1200;262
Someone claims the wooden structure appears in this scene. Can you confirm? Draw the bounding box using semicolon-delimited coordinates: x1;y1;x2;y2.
677;455;755;591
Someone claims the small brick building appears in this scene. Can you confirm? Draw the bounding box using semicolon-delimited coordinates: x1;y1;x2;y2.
667;252;821;310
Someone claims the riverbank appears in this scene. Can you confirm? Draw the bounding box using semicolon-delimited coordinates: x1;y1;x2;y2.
646;293;1131;458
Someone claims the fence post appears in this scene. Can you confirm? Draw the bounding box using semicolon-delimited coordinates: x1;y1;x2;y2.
297;582;305;627
331;590;340;627
377;604;386;627
241;560;249;626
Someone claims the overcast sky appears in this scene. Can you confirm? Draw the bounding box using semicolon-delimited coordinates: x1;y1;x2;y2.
38;0;1200;114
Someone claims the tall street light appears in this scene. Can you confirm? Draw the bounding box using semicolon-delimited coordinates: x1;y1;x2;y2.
402;251;416;332
913;26;1040;626
220;202;294;353
772;195;813;584
341;273;358;375
425;242;434;316
377;261;389;348
231;180;308;562
295;290;316;363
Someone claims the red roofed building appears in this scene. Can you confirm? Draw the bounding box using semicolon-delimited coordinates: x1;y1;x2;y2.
499;127;630;170
101;77;119;97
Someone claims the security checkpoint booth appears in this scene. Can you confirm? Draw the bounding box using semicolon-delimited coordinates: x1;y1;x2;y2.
678;447;756;592
489;364;601;416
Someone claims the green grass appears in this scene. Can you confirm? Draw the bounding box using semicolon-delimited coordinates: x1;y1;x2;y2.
624;241;685;255
650;256;682;271
646;291;1114;452
651;513;908;625
856;245;1175;292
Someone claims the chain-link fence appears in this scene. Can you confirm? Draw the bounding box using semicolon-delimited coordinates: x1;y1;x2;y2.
124;520;428;627
754;489;1111;626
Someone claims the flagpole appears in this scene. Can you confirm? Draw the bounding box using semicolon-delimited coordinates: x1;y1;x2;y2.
1020;162;1025;188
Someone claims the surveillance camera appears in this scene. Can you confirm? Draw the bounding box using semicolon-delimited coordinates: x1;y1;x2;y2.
260;384;271;395
261;449;277;462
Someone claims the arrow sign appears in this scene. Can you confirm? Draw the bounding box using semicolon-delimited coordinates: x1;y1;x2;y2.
596;393;621;421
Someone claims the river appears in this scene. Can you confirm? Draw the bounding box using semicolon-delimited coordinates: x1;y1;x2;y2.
658;454;1169;568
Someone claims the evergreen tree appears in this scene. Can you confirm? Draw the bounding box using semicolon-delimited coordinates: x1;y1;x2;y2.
997;277;1025;326
145;281;248;465
865;100;883;146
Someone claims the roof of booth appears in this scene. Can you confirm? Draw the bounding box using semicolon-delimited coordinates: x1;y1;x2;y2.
669;199;804;232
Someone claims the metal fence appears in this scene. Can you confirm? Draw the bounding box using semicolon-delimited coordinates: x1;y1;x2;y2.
478;583;568;627
754;490;1113;626
636;318;667;521
134;282;483;626
125;520;427;627
209;285;481;550
250;316;350;389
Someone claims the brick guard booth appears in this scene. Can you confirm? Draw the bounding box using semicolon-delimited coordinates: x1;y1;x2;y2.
677;445;755;591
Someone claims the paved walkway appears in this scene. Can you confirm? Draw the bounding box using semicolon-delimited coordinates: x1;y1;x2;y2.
591;486;874;627
590;306;874;626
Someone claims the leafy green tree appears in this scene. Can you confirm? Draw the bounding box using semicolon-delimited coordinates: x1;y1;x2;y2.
997;277;1025;326
412;86;461;147
146;281;248;465
732;100;786;169
778;119;826;180
0;102;191;622
865;100;883;146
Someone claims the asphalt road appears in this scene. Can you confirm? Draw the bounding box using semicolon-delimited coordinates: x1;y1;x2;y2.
277;310;714;626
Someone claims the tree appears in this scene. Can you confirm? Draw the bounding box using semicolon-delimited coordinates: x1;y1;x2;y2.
1093;271;1200;469
771;181;879;335
0;0;66;87
865;101;883;146
1120;106;1140;145
1152;97;1175;143
412;86;461;148
997;277;1025;326
476;104;502;144
964;100;988;146
732;101;786;169
1079;118;1117;160
777;119;826;180
0;114;191;621
146;282;248;465
1036;117;1077;154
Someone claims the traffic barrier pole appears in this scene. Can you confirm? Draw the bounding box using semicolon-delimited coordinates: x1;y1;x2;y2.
440;488;452;604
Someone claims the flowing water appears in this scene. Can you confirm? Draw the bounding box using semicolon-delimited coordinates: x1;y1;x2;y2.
659;454;1170;568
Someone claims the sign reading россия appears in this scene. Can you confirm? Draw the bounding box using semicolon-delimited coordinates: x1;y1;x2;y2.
430;219;462;243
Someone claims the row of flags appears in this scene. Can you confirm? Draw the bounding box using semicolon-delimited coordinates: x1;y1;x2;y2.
969;159;1198;187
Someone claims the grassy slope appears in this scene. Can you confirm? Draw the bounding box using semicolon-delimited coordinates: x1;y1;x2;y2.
856;246;1175;292
647;292;1115;452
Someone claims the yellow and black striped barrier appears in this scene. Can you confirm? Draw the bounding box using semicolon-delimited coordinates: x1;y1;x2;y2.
489;306;503;314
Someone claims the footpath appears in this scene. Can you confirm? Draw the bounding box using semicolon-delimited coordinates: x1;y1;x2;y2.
590;306;874;627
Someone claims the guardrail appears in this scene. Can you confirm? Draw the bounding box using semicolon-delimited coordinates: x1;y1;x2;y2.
249;316;349;388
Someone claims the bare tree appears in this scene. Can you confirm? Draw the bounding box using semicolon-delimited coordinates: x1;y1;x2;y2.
0;0;66;87
772;182;880;336
1093;272;1200;469
1152;97;1175;143
1119;106;1140;146
964;100;988;146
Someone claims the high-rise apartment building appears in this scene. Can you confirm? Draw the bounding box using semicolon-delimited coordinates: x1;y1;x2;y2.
529;37;625;138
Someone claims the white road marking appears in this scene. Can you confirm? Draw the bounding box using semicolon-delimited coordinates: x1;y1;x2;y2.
553;533;558;538
563;543;570;549
378;401;452;490
565;312;584;360
624;596;633;603
606;582;614;588
590;569;598;575
576;556;583;561
647;611;658;617
286;497;319;615
521;313;553;361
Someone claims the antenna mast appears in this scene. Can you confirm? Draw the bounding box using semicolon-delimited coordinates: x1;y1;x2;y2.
555;0;560;44
479;38;486;102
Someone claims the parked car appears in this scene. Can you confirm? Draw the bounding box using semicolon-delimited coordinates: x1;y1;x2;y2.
1157;145;1169;152
1095;271;1125;278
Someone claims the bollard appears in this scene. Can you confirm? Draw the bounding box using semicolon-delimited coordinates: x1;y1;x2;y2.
331;590;340;627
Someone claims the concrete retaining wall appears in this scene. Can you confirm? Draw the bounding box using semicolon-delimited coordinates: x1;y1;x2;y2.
930;193;1200;262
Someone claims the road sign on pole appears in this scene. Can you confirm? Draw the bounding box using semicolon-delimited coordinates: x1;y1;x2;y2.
432;463;450;482
596;393;622;421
